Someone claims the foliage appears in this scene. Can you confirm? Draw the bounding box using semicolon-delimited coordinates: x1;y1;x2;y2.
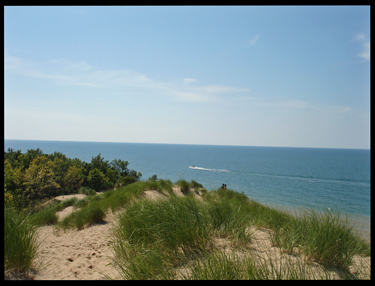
63;165;84;194
11;174;370;279
23;155;61;201
4;159;25;210
149;174;158;181
87;168;109;192
4;148;142;212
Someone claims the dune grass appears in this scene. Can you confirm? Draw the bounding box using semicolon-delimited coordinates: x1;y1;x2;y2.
274;208;371;269
4;207;42;274
58;200;107;230
6;178;370;279
110;186;370;280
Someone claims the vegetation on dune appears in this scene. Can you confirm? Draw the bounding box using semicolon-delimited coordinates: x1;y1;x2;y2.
4;207;42;275
3;148;371;279
4;148;142;212
109;184;370;280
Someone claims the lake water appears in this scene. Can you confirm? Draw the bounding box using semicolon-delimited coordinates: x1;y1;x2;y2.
4;139;370;238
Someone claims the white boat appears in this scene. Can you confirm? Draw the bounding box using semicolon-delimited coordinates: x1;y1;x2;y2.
189;165;196;169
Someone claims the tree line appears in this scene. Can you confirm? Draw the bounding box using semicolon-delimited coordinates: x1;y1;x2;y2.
4;148;142;212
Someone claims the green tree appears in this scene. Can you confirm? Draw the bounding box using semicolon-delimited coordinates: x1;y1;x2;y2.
149;174;158;181
20;148;45;171
110;159;130;177
4;148;23;168
90;154;110;174
87;168;109;192
4;159;25;211
23;155;61;201
64;165;84;194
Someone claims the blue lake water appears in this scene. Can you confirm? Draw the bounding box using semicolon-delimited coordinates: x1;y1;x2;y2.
4;139;370;237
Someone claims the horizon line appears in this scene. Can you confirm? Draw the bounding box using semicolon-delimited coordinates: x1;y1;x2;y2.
4;138;370;151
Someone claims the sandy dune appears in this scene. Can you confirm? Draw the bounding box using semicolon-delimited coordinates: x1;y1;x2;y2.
34;209;119;280
26;189;370;280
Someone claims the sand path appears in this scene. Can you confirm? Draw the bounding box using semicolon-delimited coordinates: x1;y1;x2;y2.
32;188;203;280
33;194;120;280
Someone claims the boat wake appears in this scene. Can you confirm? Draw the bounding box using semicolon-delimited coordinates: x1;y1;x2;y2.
189;166;230;173
188;166;368;187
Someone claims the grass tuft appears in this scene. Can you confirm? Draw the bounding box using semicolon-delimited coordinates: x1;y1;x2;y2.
4;207;42;274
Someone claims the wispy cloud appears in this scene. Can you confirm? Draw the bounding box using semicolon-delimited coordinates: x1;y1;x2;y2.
183;78;200;84
246;35;259;46
5;53;250;103
354;33;370;61
250;99;351;114
193;85;249;94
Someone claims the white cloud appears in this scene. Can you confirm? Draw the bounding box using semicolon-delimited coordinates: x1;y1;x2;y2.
183;78;200;84
251;99;351;114
246;35;259;46
193;85;249;94
354;33;370;61
173;91;213;102
4;53;250;103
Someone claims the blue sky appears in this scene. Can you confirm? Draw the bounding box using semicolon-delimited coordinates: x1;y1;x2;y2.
4;6;370;149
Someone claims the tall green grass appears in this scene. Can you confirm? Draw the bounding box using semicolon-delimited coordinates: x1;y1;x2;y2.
113;196;211;253
58;200;107;230
111;193;256;279
110;187;370;279
185;248;338;280
275;208;371;269
29;197;79;226
9;177;369;279
207;198;252;242
4;207;42;274
78;186;97;196
111;196;211;279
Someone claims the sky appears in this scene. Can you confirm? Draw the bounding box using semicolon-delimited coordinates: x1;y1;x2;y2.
4;6;370;149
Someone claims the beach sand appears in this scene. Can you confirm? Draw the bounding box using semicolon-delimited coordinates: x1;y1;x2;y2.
32;193;120;280
19;190;370;280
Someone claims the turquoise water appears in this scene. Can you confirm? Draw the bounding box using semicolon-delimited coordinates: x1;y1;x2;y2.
4;140;370;236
